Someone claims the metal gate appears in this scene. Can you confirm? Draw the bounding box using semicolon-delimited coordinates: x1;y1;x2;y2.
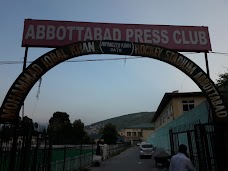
0;122;51;171
169;123;217;171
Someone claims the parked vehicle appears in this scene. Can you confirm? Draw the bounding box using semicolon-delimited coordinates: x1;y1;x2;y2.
139;141;146;148
139;143;154;159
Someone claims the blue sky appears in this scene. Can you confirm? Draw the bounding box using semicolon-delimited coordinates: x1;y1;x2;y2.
0;0;228;125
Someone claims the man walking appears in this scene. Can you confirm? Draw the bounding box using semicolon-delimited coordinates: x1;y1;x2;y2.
169;144;196;171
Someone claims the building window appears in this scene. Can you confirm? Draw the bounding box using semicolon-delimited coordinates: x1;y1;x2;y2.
159;117;162;125
167;105;173;118
162;114;165;123
170;105;173;116
182;100;194;111
138;132;142;137
132;132;136;136
127;132;131;136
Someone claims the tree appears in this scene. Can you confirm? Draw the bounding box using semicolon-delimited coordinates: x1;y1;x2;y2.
41;128;47;138
18;116;34;136
101;123;118;144
72;119;87;144
216;69;228;87
0;125;13;142
21;116;33;125
47;111;72;144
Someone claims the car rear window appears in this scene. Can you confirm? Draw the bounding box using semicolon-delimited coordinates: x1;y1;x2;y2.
142;144;153;148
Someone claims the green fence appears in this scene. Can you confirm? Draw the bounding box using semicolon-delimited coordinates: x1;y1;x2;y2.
0;127;127;171
49;144;126;171
147;101;209;152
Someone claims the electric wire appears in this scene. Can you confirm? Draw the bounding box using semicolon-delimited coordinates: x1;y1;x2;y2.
0;51;227;65
0;56;147;65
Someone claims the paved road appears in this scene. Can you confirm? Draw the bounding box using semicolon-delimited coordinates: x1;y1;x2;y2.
89;146;164;171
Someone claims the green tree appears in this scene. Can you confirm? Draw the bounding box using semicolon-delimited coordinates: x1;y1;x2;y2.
18;116;34;136
72;119;87;144
216;69;228;87
81;134;92;144
101;123;118;144
21;116;33;124
41;128;47;138
0;125;13;142
48;111;72;144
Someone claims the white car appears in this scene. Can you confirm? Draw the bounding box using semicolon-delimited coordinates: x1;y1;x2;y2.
137;142;141;146
139;143;154;159
139;142;146;148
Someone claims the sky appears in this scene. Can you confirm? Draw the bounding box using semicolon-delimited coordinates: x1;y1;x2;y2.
0;0;228;126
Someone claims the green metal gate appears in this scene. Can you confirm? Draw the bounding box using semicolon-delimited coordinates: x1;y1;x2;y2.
0;122;51;171
169;123;218;171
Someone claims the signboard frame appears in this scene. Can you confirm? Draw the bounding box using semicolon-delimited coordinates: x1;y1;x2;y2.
22;19;212;52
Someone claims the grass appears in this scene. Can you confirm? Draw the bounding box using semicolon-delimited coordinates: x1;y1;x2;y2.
51;148;93;162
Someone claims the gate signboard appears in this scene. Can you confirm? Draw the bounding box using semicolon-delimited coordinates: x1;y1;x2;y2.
22;19;211;52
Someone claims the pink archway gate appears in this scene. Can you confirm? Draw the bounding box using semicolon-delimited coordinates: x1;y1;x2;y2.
0;40;227;124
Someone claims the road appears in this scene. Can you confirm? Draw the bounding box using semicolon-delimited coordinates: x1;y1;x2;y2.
89;146;164;171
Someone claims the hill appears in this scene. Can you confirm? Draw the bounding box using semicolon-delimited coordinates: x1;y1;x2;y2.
85;112;155;134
